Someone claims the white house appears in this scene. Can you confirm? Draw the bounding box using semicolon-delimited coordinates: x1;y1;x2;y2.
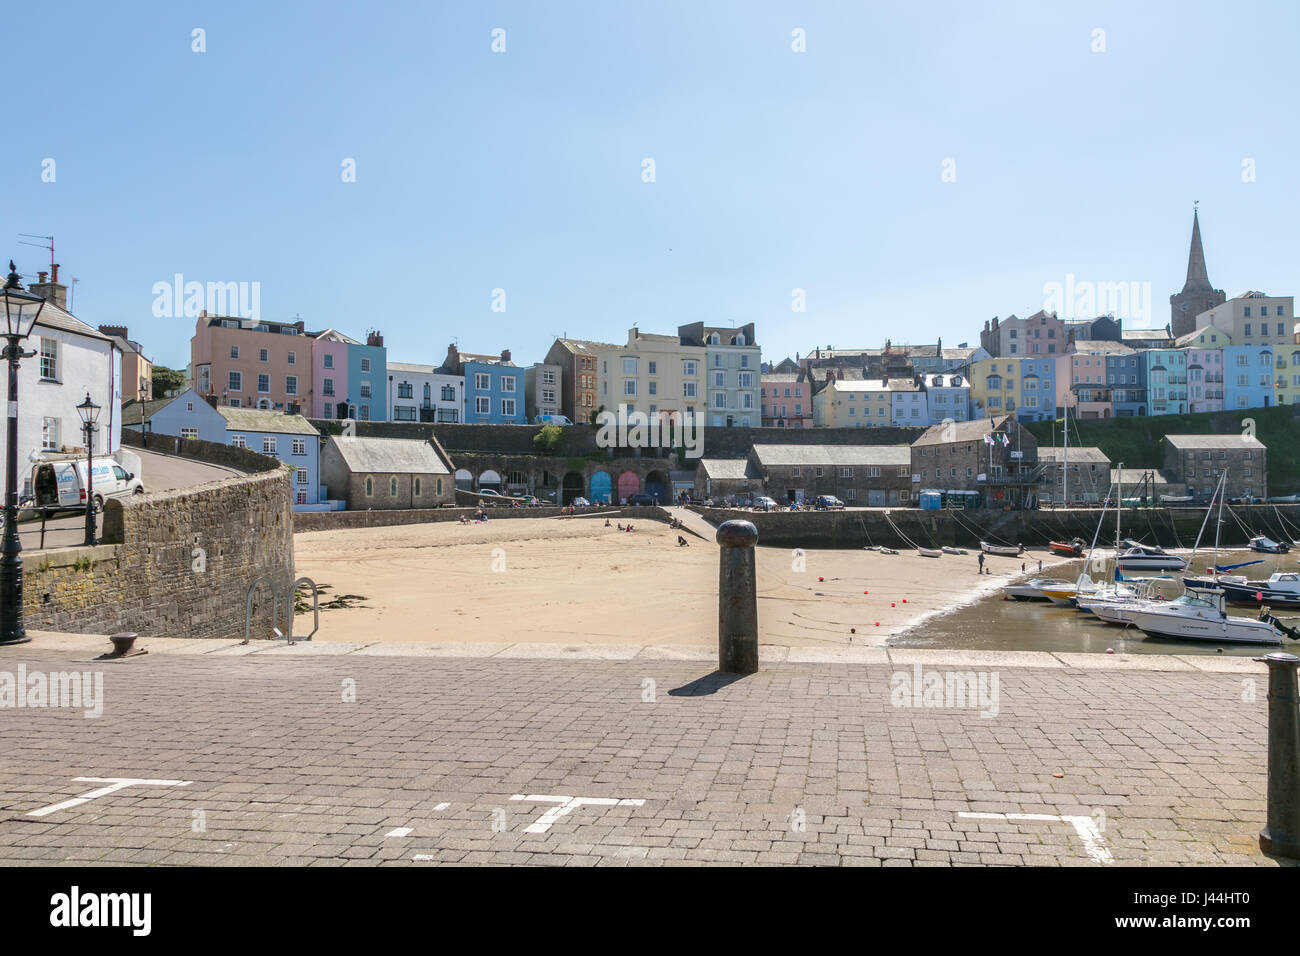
387;361;464;423
0;269;122;498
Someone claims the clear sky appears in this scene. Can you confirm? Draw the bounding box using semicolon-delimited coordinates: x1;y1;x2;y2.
6;0;1297;371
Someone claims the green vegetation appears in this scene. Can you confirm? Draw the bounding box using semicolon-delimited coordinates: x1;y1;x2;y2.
1022;405;1300;493
533;424;565;455
151;365;187;397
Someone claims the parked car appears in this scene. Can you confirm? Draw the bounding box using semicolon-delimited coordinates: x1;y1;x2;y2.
814;494;845;510
571;496;591;508
534;414;574;426
31;458;144;511
628;493;657;506
751;496;779;511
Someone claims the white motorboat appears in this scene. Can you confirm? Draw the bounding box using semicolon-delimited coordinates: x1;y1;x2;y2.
941;546;967;555
1114;546;1188;572
1003;578;1074;601
1129;589;1291;645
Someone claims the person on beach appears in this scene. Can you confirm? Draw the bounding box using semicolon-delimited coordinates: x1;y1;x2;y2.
1037;560;1042;572
978;552;985;574
605;518;611;527
677;535;689;547
617;523;624;531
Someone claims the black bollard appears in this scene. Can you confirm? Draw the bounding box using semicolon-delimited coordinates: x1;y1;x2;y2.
1259;652;1300;859
716;519;759;674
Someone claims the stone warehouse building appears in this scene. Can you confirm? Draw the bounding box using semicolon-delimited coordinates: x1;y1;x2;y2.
910;414;1041;508
1037;446;1112;505
320;435;456;510
694;458;763;502
1163;434;1267;502
748;444;913;506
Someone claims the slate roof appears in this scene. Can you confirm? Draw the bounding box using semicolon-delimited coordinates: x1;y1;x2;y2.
215;406;318;435
1165;434;1266;450
328;437;451;475
752;444;912;467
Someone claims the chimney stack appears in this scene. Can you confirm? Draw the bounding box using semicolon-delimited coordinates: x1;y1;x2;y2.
500;348;511;363
366;330;384;348
28;263;68;310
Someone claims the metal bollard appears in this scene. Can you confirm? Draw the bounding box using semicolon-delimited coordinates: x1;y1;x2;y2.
716;519;759;674
1258;652;1300;859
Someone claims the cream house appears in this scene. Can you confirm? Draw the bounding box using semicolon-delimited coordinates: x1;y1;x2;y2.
595;328;705;426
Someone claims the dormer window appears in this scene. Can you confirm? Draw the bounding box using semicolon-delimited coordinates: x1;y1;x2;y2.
734;333;746;346
708;333;720;345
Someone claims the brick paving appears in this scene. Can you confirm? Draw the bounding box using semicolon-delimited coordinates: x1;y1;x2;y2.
0;636;1287;866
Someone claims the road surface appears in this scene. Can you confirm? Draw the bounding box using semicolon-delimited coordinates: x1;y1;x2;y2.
15;447;247;552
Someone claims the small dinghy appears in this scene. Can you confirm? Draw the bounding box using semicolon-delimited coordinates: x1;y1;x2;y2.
918;548;942;558
1249;535;1291;555
980;541;1024;557
941;546;967;555
879;547;899;555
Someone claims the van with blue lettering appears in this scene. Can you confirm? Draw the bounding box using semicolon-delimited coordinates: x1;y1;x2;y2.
31;458;145;511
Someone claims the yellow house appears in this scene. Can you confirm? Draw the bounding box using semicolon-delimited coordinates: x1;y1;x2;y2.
969;358;1020;419
1277;341;1300;407
594;328;705;425
813;379;891;427
1174;323;1232;349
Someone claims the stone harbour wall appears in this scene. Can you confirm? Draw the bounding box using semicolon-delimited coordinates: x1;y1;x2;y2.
24;468;294;639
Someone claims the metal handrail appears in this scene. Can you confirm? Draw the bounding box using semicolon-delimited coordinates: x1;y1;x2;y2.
284;577;319;642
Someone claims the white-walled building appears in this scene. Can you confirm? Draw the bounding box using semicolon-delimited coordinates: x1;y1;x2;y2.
888;378;928;426
924;372;971;423
387;361;464;423
678;322;761;427
0;269;122;498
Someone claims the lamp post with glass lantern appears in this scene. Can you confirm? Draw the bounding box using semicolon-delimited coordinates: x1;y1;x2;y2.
0;262;47;646
76;393;101;547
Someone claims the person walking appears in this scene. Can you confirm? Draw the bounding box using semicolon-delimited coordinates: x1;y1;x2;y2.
978;551;985;575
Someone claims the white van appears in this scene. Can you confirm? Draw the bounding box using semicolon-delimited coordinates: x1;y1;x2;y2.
31;458;145;510
534;414;573;426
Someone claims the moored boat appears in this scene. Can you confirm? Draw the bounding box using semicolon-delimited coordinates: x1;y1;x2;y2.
918;548;942;558
1129;589;1291;645
1003;578;1073;601
1049;537;1086;557
980;541;1024;557
1217;571;1300;609
1248;535;1291;555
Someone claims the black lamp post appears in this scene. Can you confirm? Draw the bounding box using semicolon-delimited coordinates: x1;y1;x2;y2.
76;393;101;547
0;262;46;646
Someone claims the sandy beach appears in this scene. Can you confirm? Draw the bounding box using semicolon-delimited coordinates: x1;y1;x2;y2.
292;516;1076;648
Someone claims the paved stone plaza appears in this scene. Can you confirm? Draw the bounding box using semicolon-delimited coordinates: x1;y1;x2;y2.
0;632;1287;866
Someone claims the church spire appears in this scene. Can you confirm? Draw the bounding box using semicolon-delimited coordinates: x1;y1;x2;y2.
1182;204;1212;293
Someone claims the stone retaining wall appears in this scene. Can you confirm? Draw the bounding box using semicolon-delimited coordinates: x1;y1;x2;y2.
24;468;294;639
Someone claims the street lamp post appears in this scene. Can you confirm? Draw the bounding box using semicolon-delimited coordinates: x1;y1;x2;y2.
76;393;101;547
0;262;47;646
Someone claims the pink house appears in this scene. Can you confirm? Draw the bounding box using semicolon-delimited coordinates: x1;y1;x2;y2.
761;371;813;427
190;312;312;412
310;329;356;419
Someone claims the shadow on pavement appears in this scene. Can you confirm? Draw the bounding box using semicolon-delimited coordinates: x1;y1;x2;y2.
668;670;752;696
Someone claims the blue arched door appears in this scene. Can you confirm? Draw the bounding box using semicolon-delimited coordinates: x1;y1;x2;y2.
589;471;612;504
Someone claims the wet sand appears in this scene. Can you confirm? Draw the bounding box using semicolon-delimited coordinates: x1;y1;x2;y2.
292;517;1074;647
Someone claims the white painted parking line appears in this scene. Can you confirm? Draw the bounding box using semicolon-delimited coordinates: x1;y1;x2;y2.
509;793;646;834
385;827;413;838
28;777;193;818
958;811;1114;864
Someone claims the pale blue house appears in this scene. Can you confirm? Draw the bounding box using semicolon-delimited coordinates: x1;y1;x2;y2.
142;388;324;509
1223;345;1275;411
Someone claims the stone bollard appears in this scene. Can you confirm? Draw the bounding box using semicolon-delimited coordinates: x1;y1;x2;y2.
1258;652;1300;859
716;519;759;674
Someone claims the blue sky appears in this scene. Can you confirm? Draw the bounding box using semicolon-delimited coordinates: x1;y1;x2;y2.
6;0;1297;370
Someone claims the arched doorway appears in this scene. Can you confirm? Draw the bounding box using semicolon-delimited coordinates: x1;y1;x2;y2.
589;471;612;504
454;469;473;491
644;469;669;504
617;471;640;504
479;469;502;492
562;471;584;504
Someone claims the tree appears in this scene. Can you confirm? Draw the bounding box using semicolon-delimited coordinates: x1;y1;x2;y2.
152;365;187;398
533;424;565;455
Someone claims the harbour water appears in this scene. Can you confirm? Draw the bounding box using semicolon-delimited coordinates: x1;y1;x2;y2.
893;549;1300;657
